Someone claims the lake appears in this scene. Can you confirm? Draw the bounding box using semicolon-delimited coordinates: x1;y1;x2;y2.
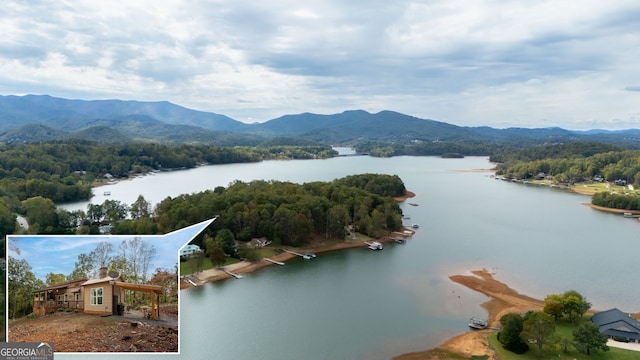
56;155;640;359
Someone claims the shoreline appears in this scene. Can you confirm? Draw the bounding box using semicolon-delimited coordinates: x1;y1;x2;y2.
394;269;545;359
581;202;640;216
180;228;416;289
180;191;417;289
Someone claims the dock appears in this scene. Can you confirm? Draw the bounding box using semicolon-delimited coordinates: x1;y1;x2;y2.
221;268;243;279
181;276;198;287
284;250;315;259
264;258;285;266
364;241;383;250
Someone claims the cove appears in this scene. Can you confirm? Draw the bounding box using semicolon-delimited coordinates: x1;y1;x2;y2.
56;156;640;360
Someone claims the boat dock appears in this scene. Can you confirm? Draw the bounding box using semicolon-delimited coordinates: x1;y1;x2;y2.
284;250;315;259
264;258;285;265
365;241;383;250
221;268;244;279
181;275;198;287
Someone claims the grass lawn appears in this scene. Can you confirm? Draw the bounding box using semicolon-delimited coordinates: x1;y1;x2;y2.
488;317;638;360
179;256;240;275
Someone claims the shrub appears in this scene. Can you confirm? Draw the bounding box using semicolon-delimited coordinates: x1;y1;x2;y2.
26;313;39;319
48;310;55;315
65;308;72;312
57;308;64;312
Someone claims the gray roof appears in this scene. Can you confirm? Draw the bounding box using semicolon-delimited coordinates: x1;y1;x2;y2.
591;308;640;341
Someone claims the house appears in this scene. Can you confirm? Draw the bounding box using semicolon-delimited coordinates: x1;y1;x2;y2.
179;244;202;259
33;267;164;320
32;278;87;315
591;308;640;342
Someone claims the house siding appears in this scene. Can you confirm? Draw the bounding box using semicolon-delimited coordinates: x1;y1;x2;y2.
83;283;114;315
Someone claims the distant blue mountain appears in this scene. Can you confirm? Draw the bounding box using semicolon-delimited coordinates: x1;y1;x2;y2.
1;94;639;146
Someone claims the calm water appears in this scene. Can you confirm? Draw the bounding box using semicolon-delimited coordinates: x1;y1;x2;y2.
57;155;640;359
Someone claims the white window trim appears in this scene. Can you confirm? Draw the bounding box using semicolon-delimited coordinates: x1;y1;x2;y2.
90;287;103;305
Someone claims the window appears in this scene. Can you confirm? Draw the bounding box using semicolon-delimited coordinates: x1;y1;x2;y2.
90;287;103;305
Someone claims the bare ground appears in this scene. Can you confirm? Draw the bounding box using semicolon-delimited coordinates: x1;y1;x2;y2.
9;304;178;353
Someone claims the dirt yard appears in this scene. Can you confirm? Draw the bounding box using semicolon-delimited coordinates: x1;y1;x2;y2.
9;305;178;353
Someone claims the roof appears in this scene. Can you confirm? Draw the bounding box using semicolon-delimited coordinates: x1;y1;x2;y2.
179;244;202;255
81;274;124;286
592;308;640;341
112;281;163;294
33;278;88;293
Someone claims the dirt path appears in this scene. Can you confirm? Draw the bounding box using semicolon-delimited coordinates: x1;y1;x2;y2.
9;310;178;353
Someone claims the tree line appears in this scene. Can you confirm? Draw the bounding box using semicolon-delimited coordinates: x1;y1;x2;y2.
498;290;608;357
10;173;407;245
495;143;640;187
0;140;338;238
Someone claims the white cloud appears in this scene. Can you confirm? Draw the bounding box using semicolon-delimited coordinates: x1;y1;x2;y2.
1;0;639;128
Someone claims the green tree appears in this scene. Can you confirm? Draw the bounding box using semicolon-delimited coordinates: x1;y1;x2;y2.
573;322;609;355
543;294;564;321
521;311;555;357
498;313;529;354
215;228;237;256
209;247;227;268
21;196;57;233
67;252;95;280
8;257;45;319
236;243;260;262
45;273;66;286
563;290;591;323
0;201;16;237
130;195;152;219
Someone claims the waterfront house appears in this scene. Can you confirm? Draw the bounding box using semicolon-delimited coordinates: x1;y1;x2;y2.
591;308;640;342
33;267;164;320
179;244;203;259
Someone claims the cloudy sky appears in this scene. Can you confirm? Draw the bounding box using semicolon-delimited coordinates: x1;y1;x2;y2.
2;1;639;129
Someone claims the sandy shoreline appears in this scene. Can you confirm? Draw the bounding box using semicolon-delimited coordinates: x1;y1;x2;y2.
395;269;544;359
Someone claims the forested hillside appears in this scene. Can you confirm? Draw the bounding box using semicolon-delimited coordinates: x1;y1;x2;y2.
0;141;337;236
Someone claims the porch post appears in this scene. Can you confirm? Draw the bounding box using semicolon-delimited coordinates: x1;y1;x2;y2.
151;292;156;320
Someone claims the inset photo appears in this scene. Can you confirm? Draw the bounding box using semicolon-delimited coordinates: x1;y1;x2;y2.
6;219;213;354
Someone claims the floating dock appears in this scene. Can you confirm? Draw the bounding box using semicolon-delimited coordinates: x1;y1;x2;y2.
221;268;243;279
181;276;198;286
365;241;383;250
264;258;285;266
284;250;315;259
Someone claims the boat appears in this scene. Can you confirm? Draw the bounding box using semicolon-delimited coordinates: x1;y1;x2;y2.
468;317;488;330
103;191;111;196
394;238;406;244
367;241;383;250
412;224;419;229
303;252;316;259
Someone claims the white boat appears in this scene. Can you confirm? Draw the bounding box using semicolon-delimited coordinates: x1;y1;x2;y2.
468;317;488;330
367;241;383;250
412;224;419;229
103;191;111;196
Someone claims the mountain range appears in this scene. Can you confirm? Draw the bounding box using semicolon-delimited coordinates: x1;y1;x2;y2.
1;94;639;147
